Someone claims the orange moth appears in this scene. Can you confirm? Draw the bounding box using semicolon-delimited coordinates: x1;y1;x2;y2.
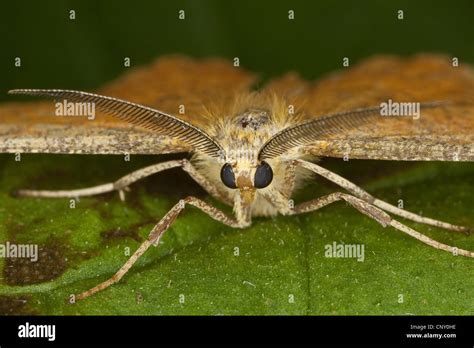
2;54;473;300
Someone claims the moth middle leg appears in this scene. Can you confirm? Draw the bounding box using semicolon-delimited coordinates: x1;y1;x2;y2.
285;191;473;258
74;196;247;301
15;159;227;202
294;159;470;234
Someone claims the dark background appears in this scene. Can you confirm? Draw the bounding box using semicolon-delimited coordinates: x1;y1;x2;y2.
1;0;473;99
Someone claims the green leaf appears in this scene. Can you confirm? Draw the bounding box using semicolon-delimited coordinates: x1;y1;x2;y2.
0;154;472;315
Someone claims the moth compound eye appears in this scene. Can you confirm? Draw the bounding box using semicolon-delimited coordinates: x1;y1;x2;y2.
220;163;237;189
254;161;273;189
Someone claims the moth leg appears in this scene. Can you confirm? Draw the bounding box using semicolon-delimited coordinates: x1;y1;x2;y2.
74;196;246;301
294;159;470;234
179;159;230;202
114;159;228;202
15;160;182;198
280;160;297;198
289;192;474;258
15;159;228;202
260;162;296;208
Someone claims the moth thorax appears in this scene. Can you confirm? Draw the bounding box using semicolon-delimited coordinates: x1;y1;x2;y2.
234;108;270;131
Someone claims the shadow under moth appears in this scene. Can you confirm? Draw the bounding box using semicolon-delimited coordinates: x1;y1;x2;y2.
1;54;473;301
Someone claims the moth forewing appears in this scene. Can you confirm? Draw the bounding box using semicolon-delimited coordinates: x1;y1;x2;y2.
295;54;474;161
2;54;473;301
1;56;257;155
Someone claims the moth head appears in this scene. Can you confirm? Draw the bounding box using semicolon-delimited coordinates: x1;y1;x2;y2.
220;161;273;203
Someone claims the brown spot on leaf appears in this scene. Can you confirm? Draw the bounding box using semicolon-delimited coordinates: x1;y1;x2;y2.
0;295;39;315
3;242;68;285
101;226;143;242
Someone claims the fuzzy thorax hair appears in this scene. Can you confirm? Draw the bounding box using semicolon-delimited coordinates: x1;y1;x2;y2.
192;91;314;217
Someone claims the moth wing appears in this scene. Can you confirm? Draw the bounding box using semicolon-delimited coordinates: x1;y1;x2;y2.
0;55;257;155
265;54;474;161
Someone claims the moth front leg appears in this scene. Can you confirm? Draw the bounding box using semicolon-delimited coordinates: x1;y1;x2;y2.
74;196;245;301
294;159;471;234
288;191;474;258
14;159;228;203
14;160;181;199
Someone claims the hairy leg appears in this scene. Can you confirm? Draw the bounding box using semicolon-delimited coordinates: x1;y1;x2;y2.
294;159;470;233
281;160;297;198
15;159;229;202
286;191;473;258
74;196;247;301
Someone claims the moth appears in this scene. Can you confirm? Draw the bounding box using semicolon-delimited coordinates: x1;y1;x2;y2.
2;54;474;301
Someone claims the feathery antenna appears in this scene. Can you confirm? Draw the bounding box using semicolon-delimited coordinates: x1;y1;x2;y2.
8;89;224;158
258;101;446;160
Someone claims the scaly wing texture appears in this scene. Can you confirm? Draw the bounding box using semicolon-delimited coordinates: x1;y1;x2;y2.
3;54;473;160
0;56;257;155
263;54;474;161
